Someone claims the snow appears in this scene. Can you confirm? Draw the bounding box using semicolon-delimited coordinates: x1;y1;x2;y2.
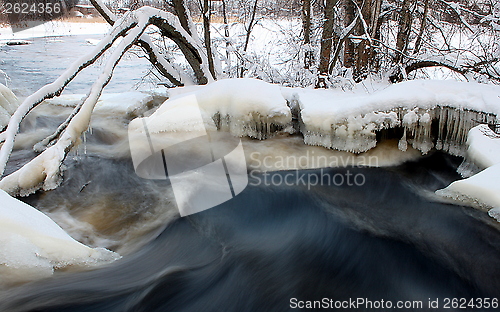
143;78;292;139
0;84;19;130
0;190;120;286
437;125;500;220
436;163;500;210
291;80;500;154
466;125;500;169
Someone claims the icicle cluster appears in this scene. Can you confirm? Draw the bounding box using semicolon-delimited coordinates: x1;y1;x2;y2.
301;111;399;153
299;105;497;156
212;112;293;140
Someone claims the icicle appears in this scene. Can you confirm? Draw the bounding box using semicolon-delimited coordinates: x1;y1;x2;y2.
398;128;408;152
83;130;87;155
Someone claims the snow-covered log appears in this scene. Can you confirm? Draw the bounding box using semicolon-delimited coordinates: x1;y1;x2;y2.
90;0;197;87
0;17;139;176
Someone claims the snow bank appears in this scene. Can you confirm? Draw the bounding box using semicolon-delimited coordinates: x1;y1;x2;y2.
144;78;292;139
437;125;500;220
292;80;500;155
0;190;120;286
0;84;19;130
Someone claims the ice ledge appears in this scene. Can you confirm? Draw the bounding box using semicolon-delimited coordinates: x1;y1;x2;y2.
290;80;500;156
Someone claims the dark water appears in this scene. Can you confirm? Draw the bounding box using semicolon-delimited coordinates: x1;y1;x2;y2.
1;152;500;311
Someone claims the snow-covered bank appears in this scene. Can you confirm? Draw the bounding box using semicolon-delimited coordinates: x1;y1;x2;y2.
290;80;500;155
0;22;110;40
437;125;500;218
0;190;119;288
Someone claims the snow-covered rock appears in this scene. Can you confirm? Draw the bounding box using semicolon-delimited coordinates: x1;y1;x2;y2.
437;163;500;210
0;83;19;130
0;190;120;287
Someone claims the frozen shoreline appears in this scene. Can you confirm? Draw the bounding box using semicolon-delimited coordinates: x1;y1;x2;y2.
0;21;110;41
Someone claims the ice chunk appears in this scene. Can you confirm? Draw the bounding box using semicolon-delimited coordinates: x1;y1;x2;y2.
488;208;500;222
436;163;500;210
466;124;500;169
0;190;120;287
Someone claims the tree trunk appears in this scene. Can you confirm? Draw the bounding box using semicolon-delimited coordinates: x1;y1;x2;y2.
343;0;382;81
316;0;337;88
394;0;414;63
202;0;216;78
413;0;429;54
343;0;356;69
302;0;314;70
172;0;192;35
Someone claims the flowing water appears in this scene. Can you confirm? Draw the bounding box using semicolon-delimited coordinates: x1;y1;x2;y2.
1;35;500;311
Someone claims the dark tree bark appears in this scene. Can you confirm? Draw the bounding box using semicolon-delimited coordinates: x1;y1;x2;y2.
301;0;314;69
316;0;337;88
394;0;415;63
202;0;216;78
343;0;382;81
172;0;192;35
413;0;430;54
91;0;211;85
343;0;356;69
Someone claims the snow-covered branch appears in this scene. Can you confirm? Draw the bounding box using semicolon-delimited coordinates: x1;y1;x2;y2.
0;6;216;195
0;18;138;176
